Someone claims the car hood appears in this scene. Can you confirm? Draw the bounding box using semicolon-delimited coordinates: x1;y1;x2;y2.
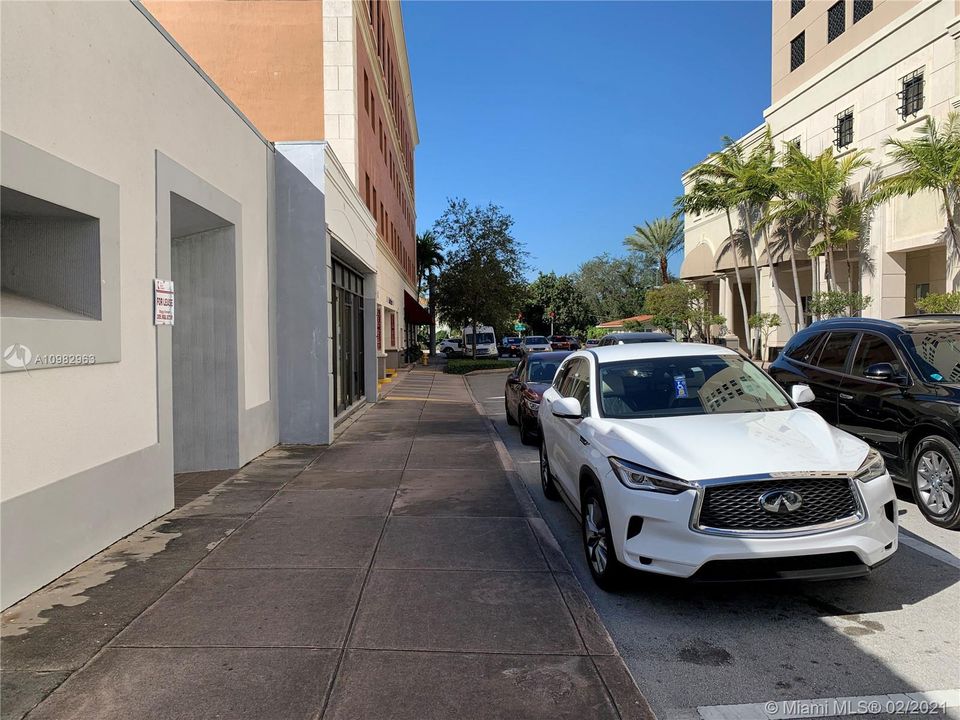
591;408;868;481
524;382;551;399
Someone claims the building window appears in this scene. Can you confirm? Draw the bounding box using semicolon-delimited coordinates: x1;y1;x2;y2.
790;32;805;71
898;69;924;119
791;0;805;17
363;72;369;113
789;136;802;148
834;107;854;149
364;174;371;209
853;0;872;23
827;1;845;42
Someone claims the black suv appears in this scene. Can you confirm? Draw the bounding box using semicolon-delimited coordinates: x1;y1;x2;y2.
769;315;960;529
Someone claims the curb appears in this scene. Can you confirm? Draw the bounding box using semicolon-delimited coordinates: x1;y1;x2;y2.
461;375;658;720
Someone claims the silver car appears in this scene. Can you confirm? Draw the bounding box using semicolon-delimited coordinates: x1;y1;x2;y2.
521;336;552;354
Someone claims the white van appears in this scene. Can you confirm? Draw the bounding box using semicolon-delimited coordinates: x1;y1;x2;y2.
462;325;499;358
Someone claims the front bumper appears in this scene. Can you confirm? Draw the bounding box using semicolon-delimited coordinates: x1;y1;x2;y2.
601;469;899;580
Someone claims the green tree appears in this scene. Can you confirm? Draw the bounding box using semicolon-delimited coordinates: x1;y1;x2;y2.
676;166;752;353
914;291;960;314
574;253;658;324
808;290;872;318
432;199;527;358
779;143;871;293
873;113;960;284
749;312;781;363
416;230;444;355
623;216;683;285
522;272;596;337
643;282;724;342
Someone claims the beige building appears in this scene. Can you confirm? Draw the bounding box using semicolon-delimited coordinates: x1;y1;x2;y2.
681;0;960;353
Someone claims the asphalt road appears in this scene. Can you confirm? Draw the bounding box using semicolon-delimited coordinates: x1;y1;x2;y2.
467;370;960;720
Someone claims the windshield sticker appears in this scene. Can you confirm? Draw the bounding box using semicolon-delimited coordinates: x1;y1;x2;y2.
932;373;944;381
673;375;688;399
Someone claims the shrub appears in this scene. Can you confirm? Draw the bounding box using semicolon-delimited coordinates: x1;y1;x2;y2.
914;291;960;314
808;291;872;318
445;359;516;375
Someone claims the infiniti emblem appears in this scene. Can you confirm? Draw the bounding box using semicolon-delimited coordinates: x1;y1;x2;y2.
759;489;803;515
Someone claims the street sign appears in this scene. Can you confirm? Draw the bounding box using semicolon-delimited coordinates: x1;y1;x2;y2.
153;279;175;325
513;323;527;332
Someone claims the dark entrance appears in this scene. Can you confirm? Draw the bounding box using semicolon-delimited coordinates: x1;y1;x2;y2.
332;258;365;415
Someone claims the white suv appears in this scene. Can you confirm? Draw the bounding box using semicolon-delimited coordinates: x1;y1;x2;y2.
538;343;898;589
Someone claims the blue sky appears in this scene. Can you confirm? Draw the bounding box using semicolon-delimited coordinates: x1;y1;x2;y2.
402;0;771;278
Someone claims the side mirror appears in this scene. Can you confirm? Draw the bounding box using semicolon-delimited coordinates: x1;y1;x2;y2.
791;384;816;405
552;396;583;419
507;373;520;384
865;362;909;385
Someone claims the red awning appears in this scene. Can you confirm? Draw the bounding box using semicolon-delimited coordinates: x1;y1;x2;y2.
404;292;432;325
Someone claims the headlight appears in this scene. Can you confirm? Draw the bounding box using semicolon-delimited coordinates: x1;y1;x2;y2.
608;457;698;494
523;397;540;412
853;448;886;483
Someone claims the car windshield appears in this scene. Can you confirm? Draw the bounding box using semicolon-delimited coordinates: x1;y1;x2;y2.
599;354;792;418
527;359;561;383
526;336;548;344
465;333;495;345
505;338;520;345
899;330;960;383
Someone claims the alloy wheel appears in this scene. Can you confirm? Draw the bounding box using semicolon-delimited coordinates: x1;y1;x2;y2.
917;449;956;516
584;498;609;577
539;443;550;491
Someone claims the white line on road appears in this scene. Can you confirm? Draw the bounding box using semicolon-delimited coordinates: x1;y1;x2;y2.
697;688;960;719
486;396;505;400
898;533;960;570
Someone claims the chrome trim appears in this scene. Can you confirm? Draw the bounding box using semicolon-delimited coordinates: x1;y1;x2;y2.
689;476;867;538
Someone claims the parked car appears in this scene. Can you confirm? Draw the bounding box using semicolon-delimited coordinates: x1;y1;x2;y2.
549;335;572;350
500;336;523;357
769;315;960;529
462;325;499;359
521;335;552;354
505;350;572;444
597;332;674;346
438;338;463;357
538;343;898;589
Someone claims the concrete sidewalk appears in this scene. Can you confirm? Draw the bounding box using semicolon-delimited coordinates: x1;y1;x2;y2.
2;370;653;720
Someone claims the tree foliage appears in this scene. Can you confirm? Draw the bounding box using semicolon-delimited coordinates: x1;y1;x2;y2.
574;253;658;324
808;291;872;318
642;282;724;342
521;272;596;337
623;216;683;285
432;199;527;356
914;291;960;314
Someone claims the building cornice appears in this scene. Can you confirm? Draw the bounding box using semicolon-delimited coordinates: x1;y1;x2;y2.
385;0;419;145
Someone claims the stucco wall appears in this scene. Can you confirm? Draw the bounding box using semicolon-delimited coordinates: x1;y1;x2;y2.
0;0;278;607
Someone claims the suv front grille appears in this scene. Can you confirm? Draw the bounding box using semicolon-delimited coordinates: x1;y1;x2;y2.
697;477;860;533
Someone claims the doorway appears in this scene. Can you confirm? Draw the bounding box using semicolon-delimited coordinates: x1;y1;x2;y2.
169;192;239;472
332;258;365;415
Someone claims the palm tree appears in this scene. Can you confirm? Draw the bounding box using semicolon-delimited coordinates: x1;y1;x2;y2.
873;113;960;287
416;231;444;355
779;143;871;293
687;137;775;355
675;175;751;353
623;216;683;285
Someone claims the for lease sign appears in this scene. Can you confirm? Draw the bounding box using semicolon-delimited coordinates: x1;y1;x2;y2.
154;279;175;325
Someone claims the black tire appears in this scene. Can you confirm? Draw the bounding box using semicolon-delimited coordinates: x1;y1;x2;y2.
910;436;960;530
505;398;517;426
538;441;560;501
581;481;625;590
520;414;537;445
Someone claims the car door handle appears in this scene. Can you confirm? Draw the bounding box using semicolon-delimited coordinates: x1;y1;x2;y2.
839;393;854;401
579;435;590;446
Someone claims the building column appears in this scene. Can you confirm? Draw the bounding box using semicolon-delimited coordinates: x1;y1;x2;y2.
364;274;379;403
878;251;907;320
719;275;736;340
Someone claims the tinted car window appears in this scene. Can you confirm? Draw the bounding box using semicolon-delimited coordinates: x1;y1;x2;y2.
815;332;857;372
528;358;562;383
516;358;527;381
900;330;960;383
553;361;572;392
786;332;824;364
851;334;902;377
564;359;591;414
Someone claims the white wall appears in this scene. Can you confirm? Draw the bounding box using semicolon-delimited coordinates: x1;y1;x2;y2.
0;0;278;607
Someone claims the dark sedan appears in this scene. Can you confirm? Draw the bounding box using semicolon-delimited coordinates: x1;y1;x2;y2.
597;331;674;346
504;350;571;445
769;315;960;529
499;336;523;357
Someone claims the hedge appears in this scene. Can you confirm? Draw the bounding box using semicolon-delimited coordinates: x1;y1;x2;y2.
445;359;516;375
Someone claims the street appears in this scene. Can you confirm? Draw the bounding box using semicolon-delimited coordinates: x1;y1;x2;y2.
467;370;960;720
